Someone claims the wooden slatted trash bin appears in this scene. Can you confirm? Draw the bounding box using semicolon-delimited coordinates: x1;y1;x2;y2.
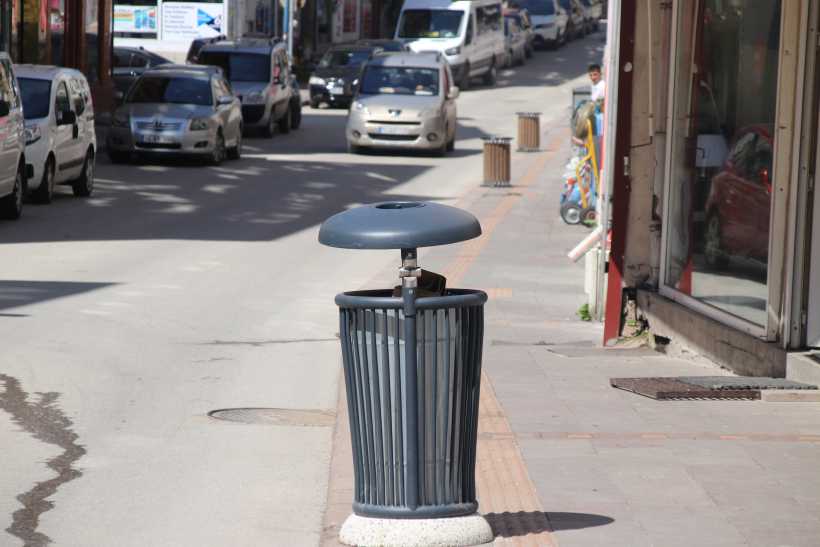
516;112;541;152
482;137;512;187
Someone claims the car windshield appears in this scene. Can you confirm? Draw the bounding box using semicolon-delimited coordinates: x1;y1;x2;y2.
516;0;555;16
18;78;52;120
318;49;371;68
198;52;270;82
398;9;464;39
128;75;213;105
360;66;439;96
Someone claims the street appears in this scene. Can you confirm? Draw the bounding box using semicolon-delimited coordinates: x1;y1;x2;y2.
0;35;605;546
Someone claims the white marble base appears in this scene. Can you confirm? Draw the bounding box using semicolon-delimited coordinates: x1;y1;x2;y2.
339;513;494;547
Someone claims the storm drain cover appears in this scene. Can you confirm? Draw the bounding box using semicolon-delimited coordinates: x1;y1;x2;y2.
679;377;817;390
208;408;336;426
610;378;760;400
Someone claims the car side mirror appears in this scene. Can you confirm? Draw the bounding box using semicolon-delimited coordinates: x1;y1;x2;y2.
0;100;9;117
448;86;460;100
217;95;233;106
57;110;77;125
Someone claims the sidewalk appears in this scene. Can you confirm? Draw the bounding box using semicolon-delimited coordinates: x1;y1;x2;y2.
322;118;820;546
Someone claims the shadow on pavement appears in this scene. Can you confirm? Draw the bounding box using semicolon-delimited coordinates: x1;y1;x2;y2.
485;510;614;537
0;280;117;312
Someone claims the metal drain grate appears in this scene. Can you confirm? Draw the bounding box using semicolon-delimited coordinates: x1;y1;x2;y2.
610;378;760;400
208;408;336;426
679;377;817;390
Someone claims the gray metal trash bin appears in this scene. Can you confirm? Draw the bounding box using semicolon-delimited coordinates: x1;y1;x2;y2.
319;201;487;521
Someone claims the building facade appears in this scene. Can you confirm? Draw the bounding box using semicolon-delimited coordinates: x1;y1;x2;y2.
0;0;115;109
605;0;820;379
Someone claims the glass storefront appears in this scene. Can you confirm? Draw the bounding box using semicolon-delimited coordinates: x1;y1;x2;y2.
664;0;782;328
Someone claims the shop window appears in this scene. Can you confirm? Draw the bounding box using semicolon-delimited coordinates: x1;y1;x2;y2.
663;0;782;328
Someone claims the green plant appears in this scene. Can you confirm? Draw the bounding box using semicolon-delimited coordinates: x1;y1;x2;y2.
577;303;592;322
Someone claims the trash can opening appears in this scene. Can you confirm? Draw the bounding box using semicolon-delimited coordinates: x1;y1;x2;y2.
375;202;425;210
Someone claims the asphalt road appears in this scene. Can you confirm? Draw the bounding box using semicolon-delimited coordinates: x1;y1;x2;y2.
0;34;604;547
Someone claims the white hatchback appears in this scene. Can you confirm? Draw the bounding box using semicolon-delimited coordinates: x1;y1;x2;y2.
15;65;97;202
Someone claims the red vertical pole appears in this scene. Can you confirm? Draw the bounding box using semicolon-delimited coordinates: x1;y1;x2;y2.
603;0;637;345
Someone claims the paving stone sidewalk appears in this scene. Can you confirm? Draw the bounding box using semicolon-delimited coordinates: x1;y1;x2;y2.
322;119;820;547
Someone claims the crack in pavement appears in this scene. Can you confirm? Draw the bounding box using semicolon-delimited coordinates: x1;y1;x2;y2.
0;374;86;547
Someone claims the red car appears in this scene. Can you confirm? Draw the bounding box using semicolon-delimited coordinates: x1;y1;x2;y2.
704;125;773;268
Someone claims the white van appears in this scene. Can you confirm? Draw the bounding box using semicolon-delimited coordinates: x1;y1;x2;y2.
395;0;505;90
16;65;97;202
515;0;569;49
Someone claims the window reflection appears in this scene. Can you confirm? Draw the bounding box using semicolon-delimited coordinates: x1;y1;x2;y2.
665;0;782;326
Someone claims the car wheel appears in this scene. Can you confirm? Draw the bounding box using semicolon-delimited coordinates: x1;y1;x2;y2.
0;165;25;220
460;63;471;91
560;202;582;225
482;62;497;87
310;97;321;109
108;149;130;164
264;111;276;138
72;149;95;197
211;131;226;166
33;156;55;204
290;100;302;129
705;213;729;269
227;126;242;160
278;106;291;134
581;207;597;224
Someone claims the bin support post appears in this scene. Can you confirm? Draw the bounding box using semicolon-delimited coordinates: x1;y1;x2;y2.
400;247;420;511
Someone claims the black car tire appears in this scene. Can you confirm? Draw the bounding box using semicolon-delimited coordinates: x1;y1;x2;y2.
560;202;582;225
211;131;226;166
264;111;276;138
310;97;321;109
482;62;497;87
72;149;95;197
0;164;25;220
525;45;533;58
227;126;242;160
347;141;362;155
278;107;291;134
460;63;471;91
33;156;55;204
290;100;302;129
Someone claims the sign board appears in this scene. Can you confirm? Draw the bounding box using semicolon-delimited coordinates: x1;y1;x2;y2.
114;5;158;34
161;2;225;41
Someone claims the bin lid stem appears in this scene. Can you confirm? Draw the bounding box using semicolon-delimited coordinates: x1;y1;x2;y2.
400;248;420;288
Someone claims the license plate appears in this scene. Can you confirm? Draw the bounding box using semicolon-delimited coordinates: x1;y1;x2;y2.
140;134;175;144
329;87;345;96
376;126;411;135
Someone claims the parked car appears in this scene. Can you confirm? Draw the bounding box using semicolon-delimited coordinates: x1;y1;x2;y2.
106;64;243;165
112;46;172;97
504;13;528;67
16;65;97;203
356;39;409;52
185;35;227;64
504;7;536;58
513;0;568;49
558;0;587;40
0;53;29;219
346;52;458;156
197;39;299;136
395;0;505;90
309;44;382;109
579;0;603;32
704;126;773;268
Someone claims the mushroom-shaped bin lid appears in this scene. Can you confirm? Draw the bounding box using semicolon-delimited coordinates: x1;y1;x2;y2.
319;201;482;250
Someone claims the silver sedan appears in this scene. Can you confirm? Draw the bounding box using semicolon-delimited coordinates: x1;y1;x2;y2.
106;65;243;165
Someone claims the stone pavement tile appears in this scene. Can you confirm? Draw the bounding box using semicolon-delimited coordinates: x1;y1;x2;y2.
607;467;718;509
632;506;746;547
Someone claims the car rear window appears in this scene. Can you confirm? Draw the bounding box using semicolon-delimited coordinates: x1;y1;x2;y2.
198;52;271;82
18;78;52;119
319;49;372;68
517;0;555;16
128;76;213;106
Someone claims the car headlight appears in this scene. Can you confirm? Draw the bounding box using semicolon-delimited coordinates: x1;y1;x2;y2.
309;76;326;86
445;46;461;56
24;125;42;145
190;118;210;131
353;102;370;115
112;113;130;128
244;91;266;104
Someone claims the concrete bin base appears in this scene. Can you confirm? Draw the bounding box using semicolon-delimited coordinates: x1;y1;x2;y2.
340;514;493;547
